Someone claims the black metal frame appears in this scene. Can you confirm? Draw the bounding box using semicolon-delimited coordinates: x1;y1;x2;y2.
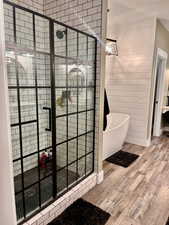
4;0;97;224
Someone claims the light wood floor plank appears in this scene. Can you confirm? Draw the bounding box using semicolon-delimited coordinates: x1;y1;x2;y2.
83;136;169;225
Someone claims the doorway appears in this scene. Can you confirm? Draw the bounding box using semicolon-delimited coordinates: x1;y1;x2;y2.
152;48;168;137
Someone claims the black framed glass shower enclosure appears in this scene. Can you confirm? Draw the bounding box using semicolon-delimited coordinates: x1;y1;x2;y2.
3;1;97;223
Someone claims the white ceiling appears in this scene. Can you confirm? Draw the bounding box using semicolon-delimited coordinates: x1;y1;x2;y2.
108;0;169;31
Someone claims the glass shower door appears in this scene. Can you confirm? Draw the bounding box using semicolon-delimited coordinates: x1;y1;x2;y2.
4;1;96;223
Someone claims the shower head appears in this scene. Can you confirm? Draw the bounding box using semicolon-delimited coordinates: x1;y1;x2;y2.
56;30;66;39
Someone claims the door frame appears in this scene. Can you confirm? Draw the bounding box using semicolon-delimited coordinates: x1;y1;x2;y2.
152;48;168;137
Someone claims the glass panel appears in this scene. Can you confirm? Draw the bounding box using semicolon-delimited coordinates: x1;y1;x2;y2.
22;123;37;156
56;117;67;143
25;184;39;216
4;2;96;221
68;163;77;187
78;33;87;61
57;169;67;194
55;57;66;87
78;157;85;178
78;112;86;135
9;89;18;124
54;23;66;57
56;144;67;169
78;135;85;158
87;88;94;109
23;154;38;188
56;88;67;116
68;139;77;164
41;176;53;205
35;16;50;53
88;37;95;62
67;29;77;58
68;88;77;114
37;54;50;87
87;64;95;86
11;126;20;160
20;89;36;122
4;4;14;43
13;160;22;193
68;114;77;139
6;49;16;86
86;153;93;175
15;193;24;221
16;8;34;50
78;87;86;112
38;88;51;150
17;52;35;86
87;111;94;132
86;132;94;153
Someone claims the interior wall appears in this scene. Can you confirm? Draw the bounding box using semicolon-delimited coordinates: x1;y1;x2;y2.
7;0;44;13
106;16;156;146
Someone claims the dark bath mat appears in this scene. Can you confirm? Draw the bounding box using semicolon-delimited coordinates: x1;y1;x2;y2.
48;198;110;225
106;150;139;168
165;218;169;225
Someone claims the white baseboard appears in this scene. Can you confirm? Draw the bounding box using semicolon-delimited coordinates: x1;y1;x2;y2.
126;137;151;147
96;170;104;184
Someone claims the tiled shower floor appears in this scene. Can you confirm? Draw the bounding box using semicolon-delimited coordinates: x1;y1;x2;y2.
14;162;77;219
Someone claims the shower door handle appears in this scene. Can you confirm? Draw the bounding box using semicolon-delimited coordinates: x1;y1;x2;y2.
43;107;52;131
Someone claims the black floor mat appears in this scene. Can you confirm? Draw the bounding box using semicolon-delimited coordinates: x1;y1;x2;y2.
48;198;110;225
106;150;139;168
165;218;169;225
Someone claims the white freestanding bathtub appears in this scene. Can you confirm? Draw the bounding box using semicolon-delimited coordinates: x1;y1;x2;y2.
103;113;130;160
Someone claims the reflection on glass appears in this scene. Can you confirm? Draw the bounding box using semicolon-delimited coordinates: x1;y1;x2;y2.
16;8;34;49
25;184;39;216
56;117;67;143
68;114;77;138
56;144;67;169
23;154;38;188
54;23;66;57
11;126;20;160
22;123;37;156
78;157;85;178
68;163;77;187
68;29;77;58
15;193;24;221
13;160;22;193
41;176;53;205
68;139;77;164
78;135;85;158
86;153;93;175
35;16;50;53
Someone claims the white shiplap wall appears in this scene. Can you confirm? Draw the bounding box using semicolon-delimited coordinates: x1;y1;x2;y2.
106;18;156;146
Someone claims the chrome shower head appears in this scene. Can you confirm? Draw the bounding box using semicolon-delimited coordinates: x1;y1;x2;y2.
56;30;66;39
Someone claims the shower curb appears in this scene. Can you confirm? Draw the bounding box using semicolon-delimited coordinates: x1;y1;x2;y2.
23;173;97;225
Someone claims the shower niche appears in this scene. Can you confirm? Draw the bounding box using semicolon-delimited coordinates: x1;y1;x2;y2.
4;1;96;223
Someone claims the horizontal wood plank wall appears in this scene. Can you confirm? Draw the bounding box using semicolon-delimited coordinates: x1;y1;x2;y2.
106;17;156;146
